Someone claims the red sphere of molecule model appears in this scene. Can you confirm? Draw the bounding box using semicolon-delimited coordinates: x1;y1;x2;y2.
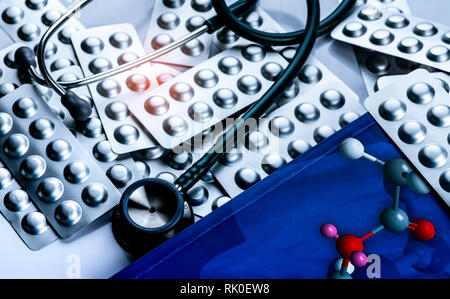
336;235;364;258
411;219;435;241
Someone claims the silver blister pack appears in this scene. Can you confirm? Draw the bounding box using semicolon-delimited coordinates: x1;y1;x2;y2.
331;5;450;73
0;84;121;238
0;43;22;98
133;138;230;217
47;66;141;193
377;70;450;93
0;0;85;73
71;23;180;154
129;44;289;149
0;161;58;250
212;82;364;198
364;69;450;206
144;0;216;67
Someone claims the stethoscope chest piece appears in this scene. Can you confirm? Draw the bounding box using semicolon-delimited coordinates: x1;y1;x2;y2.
112;178;194;256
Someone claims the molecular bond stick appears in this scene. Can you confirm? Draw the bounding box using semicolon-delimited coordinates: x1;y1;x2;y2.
321;138;436;279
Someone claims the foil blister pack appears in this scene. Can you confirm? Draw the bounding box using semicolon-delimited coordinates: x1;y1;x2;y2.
144;0;216;67
47;66;141;193
364;69;450;206
0;161;58;250
0;0;85;72
129;44;288;149
71;23;180;154
0;84;121;238
331;5;450;73
0;43;21;98
212;82;364;198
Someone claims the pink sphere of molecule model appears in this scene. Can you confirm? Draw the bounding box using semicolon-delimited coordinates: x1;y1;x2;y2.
321;224;339;239
350;251;368;267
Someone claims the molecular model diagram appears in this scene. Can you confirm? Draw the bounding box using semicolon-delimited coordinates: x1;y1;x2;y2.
321;138;436;279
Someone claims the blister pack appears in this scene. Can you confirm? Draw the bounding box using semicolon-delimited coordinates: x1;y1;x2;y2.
47;66;141;193
0;84;121;238
0;161;58;250
376;70;450;93
133;139;230;217
144;0;217;67
364;69;450;206
71;23;180;154
331;5;450;73
0;0;85;73
212;7;285;52
212;82;364;198
129;44;288;149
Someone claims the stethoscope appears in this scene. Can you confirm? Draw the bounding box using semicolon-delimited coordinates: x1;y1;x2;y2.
14;0;357;256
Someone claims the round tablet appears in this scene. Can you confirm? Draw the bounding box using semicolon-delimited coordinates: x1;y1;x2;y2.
93;140;118;162
110;32;132;49
145;96;170;116
295;103;320;124
163;116;188;137
5;190;30;212
47;140;72;161
427;105;450;127
107;165;133;188
398;121;427;144
235;168;261;190
418;144;448;168
4;134;29;158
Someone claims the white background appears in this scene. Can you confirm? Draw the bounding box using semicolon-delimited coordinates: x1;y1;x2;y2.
0;0;448;278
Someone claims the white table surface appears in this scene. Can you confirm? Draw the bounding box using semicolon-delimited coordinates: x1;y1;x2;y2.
0;0;448;279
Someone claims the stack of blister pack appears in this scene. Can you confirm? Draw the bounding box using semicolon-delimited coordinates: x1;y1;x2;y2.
0;0;447;253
